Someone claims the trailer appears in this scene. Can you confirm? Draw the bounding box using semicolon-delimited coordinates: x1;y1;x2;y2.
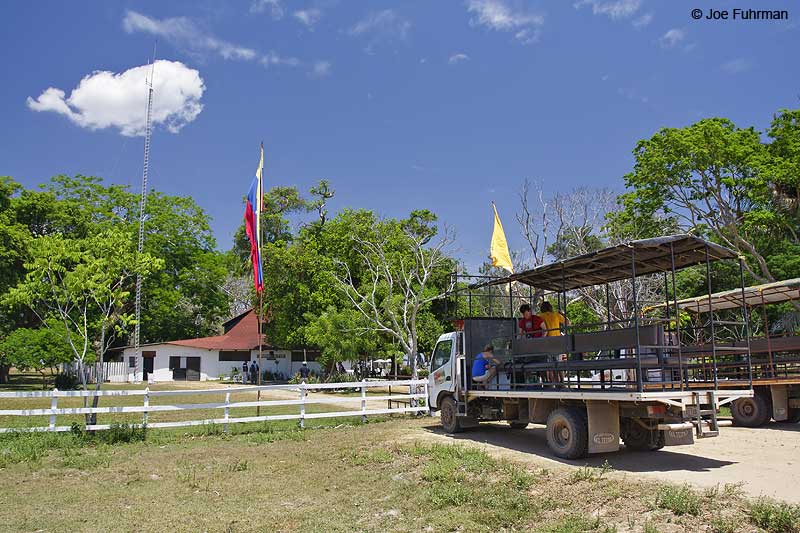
657;278;800;426
427;235;753;459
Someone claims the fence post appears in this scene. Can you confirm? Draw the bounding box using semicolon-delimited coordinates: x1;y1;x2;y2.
361;380;367;424
49;389;58;431
143;387;149;427
223;385;231;434
424;381;432;416
299;383;306;429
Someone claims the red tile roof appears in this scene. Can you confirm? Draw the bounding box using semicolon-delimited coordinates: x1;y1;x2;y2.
169;309;271;350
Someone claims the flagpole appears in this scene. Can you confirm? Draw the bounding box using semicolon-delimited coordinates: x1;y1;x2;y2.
257;142;264;417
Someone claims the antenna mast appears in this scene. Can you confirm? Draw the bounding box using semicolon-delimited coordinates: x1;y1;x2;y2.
133;47;156;383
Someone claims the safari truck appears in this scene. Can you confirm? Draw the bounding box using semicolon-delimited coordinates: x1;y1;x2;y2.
659;278;800;426
427;235;754;459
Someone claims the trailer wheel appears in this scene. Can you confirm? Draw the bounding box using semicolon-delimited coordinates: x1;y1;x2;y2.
731;393;771;427
622;420;664;452
508;421;529;430
440;396;463;434
545;407;588;459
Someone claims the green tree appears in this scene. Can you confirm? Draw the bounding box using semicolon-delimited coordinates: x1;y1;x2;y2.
0;325;73;389
613;111;800;284
5;228;162;420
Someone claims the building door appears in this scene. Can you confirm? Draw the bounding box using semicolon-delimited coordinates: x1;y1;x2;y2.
186;357;201;381
142;351;156;381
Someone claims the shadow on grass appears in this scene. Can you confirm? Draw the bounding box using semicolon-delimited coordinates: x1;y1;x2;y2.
420;422;737;473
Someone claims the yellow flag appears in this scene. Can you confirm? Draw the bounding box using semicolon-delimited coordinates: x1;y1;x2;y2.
490;203;514;273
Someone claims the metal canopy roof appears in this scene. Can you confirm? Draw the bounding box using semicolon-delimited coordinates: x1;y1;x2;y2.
660;278;800;313
476;235;738;292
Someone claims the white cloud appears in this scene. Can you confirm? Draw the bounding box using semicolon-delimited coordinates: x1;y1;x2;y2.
123;11;328;78
449;53;470;64
294;8;321;28
260;51;301;68
250;0;283;19
632;13;653;27
123;10;257;61
349;9;411;39
348;10;411;53
659;28;685;49
27;60;204;137
720;58;752;74
574;0;641;19
309;61;332;78
466;0;544;45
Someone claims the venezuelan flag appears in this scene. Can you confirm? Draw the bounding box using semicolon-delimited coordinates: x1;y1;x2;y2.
244;144;264;292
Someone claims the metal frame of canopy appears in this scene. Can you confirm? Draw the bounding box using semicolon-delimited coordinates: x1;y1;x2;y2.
445;234;754;393
654;278;800;384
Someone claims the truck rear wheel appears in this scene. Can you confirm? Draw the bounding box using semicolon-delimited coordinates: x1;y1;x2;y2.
546;407;588;459
440;396;463;434
622;420;665;451
731;393;771;427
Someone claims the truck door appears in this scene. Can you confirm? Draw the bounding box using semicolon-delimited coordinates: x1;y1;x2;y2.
429;336;456;409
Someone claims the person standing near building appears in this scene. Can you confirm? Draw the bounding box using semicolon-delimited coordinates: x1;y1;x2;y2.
242;361;249;384
299;362;310;383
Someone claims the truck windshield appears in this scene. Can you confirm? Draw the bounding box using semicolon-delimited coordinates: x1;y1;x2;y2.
431;340;453;370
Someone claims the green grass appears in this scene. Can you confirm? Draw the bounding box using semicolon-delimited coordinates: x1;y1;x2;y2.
748;498;800;532
655;484;702;516
0;416;786;532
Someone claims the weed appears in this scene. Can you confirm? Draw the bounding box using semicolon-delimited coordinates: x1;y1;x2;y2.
543;514;612;532
429;483;473;506
643;520;659;533
96;423;146;445
711;515;738;533
346;448;394;466
228;459;249;472
748;498;800;532
655;484;701;516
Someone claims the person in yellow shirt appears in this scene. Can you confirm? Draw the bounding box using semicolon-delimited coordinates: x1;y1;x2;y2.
538;301;569;385
537;301;568;337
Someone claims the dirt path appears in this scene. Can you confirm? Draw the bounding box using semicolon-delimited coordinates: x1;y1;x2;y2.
406;416;800;504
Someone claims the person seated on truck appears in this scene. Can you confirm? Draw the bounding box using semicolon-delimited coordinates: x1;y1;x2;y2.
518;304;546;339
538;301;569;385
537;301;568;337
471;344;501;388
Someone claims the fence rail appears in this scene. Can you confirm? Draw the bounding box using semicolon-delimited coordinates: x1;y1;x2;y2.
0;379;430;433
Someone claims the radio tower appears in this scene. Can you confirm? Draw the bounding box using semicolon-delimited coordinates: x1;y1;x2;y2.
133;50;156;383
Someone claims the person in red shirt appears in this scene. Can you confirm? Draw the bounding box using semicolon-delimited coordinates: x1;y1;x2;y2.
518;304;546;338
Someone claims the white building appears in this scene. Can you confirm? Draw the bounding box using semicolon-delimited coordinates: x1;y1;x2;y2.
114;309;321;382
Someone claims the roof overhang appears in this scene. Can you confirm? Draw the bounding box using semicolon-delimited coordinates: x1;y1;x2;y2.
655;278;800;313
474;235;738;292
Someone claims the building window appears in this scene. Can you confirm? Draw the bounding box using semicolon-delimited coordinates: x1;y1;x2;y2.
128;356;136;368
219;351;251;362
169;357;181;371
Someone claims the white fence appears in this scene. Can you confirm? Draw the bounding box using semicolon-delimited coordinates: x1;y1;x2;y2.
0;379;430;433
61;362;129;383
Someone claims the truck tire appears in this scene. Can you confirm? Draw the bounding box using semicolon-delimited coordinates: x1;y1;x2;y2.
731;393;771;427
508;421;529;430
622;420;665;451
440;396;463;434
546;407;588;459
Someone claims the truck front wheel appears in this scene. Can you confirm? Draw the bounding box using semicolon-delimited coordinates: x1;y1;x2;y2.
545;407;588;459
440;396;463;434
731;393;771;427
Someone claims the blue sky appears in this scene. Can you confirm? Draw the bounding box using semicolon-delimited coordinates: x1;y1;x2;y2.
1;0;797;269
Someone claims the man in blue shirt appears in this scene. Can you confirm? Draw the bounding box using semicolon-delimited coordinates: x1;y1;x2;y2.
472;344;500;385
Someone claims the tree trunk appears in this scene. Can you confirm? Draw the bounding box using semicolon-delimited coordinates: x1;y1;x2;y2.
0;364;9;384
